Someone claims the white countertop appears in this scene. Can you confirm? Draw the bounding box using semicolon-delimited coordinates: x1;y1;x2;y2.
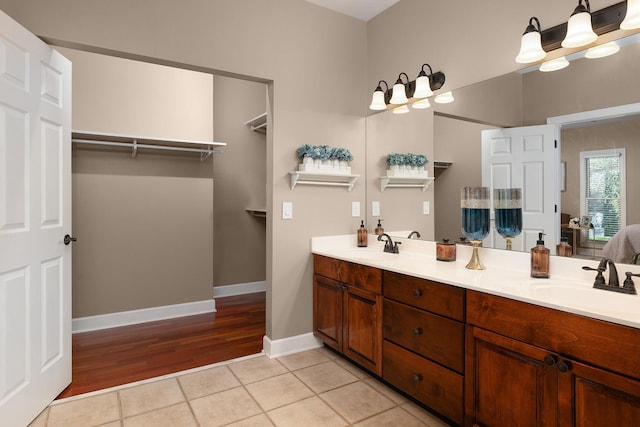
311;235;640;329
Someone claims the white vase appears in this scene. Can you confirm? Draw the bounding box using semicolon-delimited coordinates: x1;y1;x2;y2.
303;156;313;166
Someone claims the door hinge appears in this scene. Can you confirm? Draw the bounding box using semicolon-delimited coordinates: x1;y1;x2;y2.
554;139;558;148
555;204;558;213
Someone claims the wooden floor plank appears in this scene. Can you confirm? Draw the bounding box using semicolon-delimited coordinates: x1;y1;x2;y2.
56;292;265;399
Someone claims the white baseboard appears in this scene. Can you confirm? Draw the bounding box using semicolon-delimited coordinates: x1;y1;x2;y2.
263;333;323;359
72;299;216;334
213;280;266;297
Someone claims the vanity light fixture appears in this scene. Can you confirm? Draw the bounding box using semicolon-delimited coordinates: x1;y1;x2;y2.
516;17;547;63
369;80;390;110
434;91;454;104
413;64;434;98
562;0;598;48
621;0;640;29
392;105;410;114
390;72;410;105
412;98;431;109
585;40;620;58
368;64;446;111
539;56;570;72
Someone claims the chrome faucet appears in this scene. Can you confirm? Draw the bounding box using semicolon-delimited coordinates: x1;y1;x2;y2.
378;233;401;253
407;231;421;239
582;258;635;293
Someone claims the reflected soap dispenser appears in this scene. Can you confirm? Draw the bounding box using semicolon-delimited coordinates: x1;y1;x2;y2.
531;232;550;278
374;219;384;236
357;220;368;247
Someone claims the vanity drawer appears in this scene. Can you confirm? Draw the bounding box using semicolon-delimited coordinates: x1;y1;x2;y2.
314;255;382;293
383;299;464;373
383;340;463;425
383;271;464;321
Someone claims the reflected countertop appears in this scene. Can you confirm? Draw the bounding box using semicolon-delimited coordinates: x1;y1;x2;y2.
311;235;640;330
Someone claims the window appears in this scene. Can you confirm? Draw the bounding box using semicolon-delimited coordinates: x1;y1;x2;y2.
579;148;626;242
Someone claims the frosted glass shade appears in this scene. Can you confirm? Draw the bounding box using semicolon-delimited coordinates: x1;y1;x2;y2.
412;98;431;109
539;56;569;72
621;0;640;30
434;91;454;104
585;41;620;59
516;31;546;63
562;11;597;48
390;82;408;104
392;105;409;114
413;75;433;98
369;90;387;110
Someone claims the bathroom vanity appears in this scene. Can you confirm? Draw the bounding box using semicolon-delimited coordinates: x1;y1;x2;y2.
311;235;640;427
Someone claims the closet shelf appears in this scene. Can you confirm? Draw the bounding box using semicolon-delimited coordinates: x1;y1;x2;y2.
289;171;359;191
245;208;267;218
244;112;267;133
379;176;434;192
71;130;226;161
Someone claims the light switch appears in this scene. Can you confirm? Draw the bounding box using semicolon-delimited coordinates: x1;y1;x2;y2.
282;202;293;219
372;201;380;217
423;201;430;215
352;201;360;217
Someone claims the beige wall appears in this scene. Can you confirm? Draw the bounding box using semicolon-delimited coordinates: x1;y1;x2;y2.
561;117;640;225
213;75;266;286
0;0;367;341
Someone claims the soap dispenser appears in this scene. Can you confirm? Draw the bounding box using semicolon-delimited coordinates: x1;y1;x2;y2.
374;219;384;236
531;232;550;278
556;237;572;257
357;220;368;247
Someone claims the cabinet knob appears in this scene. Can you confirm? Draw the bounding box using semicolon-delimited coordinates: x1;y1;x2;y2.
543;355;556;367
412;327;422;336
411;373;423;384
412;289;422;297
557;361;570;373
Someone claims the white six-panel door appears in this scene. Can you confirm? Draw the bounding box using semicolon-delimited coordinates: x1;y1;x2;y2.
482;125;559;253
0;10;72;426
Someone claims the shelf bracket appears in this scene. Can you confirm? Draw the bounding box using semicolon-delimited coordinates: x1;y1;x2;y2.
132;139;138;158
200;147;213;162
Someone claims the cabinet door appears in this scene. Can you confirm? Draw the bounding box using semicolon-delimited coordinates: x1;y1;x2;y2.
558;358;640;427
343;285;382;375
313;274;343;351
465;327;557;427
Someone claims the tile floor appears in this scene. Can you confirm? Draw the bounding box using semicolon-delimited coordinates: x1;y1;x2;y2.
29;347;453;427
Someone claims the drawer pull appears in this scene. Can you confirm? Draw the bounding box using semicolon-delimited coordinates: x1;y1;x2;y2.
412;289;422;297
543;355;556;367
412;327;422;336
557;361;570;373
411;373;423;384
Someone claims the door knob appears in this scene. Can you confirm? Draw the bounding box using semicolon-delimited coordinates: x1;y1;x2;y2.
64;234;77;245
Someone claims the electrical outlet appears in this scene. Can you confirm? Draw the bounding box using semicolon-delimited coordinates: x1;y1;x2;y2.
282;202;293;219
423;201;430;215
352;201;360;217
372;201;380;217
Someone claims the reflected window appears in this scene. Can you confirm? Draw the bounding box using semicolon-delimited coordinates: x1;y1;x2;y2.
580;148;626;241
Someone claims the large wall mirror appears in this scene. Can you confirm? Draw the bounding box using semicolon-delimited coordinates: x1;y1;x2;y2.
365;33;640;266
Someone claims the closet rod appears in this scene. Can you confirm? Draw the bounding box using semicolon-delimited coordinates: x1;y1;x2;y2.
72;138;224;161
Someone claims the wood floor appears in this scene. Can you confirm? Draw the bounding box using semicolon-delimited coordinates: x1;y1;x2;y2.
57;292;266;399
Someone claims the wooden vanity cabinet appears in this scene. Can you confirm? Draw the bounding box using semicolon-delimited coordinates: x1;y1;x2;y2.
382;271;466;426
465;290;640;427
313;255;383;375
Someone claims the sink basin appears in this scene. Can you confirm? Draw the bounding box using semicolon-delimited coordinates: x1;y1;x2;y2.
522;280;639;317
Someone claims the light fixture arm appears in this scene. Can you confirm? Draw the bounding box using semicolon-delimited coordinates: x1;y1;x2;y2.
572;0;591;16
418;63;433;78
525;17;542;34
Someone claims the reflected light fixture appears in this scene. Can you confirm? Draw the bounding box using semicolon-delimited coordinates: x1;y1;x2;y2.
369;80;390;110
516;17;546;63
390;72;410;105
585;41;620;58
562;0;598;48
434;91;454;104
412;98;431;109
413;64;434;98
621;0;640;29
392;105;410;114
539;56;570;72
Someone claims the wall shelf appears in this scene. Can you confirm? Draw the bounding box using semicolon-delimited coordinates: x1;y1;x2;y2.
289;171;359;191
379;176;434;192
434;160;453;169
244;112;267;133
245;208;267;218
72;130;226;161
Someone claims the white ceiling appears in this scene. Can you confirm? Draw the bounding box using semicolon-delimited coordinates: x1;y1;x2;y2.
305;0;400;21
